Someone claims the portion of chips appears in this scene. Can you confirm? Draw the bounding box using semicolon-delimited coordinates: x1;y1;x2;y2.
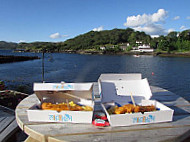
41;101;93;112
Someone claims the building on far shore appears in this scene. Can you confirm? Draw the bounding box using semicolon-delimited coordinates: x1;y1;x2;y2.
119;43;130;50
120;46;127;50
132;44;154;52
99;42;154;52
100;46;106;50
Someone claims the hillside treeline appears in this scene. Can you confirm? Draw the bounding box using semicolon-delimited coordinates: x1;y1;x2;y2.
60;28;151;50
1;28;190;53
0;41;17;49
153;30;190;52
17;28;152;52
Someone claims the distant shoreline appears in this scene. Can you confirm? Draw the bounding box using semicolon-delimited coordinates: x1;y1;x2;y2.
154;52;190;57
0;55;40;64
58;50;190;57
5;49;190;58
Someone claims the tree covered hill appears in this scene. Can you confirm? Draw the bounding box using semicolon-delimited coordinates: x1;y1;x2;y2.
1;28;190;53
152;29;190;52
17;28;152;52
60;28;151;50
0;41;18;49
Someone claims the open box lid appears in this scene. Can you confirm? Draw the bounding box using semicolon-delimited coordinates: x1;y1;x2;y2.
98;73;142;95
33;82;94;104
100;78;152;105
99;73;142;81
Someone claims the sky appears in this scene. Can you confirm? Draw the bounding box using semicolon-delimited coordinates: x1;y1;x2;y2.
0;0;190;43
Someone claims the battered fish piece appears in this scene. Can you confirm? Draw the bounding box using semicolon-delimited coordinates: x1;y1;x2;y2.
115;107;125;114
41;102;53;110
123;104;135;113
108;103;157;114
134;106;140;113
139;105;156;113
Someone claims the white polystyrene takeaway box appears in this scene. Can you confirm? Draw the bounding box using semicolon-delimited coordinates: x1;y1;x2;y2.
27;82;94;123
98;73;142;96
98;73;142;81
99;78;174;127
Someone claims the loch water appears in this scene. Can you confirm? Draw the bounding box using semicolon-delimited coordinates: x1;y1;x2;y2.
0;50;190;99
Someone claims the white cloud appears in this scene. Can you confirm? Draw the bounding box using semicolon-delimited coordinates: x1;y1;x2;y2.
49;32;69;39
133;24;167;35
18;40;26;43
173;16;180;20
180;25;186;30
93;26;103;32
124;14;151;27
168;28;175;33
50;32;62;39
187;16;190;20
151;9;168;22
124;9;168;36
124;9;167;27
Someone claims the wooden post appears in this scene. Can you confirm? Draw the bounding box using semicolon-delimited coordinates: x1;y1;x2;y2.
42;51;45;83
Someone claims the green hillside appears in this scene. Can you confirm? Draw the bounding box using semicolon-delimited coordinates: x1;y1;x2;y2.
17;28;152;52
60;28;151;51
1;28;190;53
0;41;18;49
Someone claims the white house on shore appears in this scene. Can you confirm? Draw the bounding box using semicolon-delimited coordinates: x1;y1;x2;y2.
100;46;106;50
132;44;154;52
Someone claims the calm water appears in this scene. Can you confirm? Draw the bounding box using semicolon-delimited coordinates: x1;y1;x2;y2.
0;50;190;98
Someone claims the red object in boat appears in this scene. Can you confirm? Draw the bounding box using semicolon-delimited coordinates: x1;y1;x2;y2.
95;112;108;120
92;119;110;127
